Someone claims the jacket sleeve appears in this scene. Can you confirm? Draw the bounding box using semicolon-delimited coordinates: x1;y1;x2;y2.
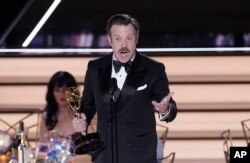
151;63;177;123
80;61;96;125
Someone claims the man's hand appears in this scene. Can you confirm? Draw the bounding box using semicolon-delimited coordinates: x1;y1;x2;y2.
152;92;174;114
72;113;87;133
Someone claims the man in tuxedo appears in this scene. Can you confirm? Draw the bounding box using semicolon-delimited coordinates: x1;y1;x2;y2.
73;14;177;163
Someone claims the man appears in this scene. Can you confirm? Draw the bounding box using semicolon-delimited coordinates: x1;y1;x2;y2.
73;14;177;163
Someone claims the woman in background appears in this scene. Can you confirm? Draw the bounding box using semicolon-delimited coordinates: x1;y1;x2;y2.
39;71;78;143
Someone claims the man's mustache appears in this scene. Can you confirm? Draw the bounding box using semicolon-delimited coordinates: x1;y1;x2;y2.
118;47;130;53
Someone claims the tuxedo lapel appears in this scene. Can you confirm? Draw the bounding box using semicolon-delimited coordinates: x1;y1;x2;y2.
116;53;147;114
97;53;147;115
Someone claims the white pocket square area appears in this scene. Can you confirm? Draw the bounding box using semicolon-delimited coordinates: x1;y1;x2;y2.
137;84;147;91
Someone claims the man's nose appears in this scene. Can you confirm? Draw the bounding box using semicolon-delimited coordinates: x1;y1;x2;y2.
121;40;127;47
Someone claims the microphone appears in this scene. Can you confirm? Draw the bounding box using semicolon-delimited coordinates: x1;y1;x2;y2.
110;78;117;96
110;78;121;103
109;78;120;163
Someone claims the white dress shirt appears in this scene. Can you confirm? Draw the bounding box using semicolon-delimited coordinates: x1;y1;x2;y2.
111;54;135;89
111;54;170;121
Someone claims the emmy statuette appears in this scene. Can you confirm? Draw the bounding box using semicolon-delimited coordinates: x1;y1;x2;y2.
66;87;104;157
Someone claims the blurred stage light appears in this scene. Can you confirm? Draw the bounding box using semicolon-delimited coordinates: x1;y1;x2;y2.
1;47;250;54
22;0;61;47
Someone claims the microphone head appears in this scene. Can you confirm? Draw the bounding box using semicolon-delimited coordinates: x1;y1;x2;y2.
110;78;117;95
113;88;121;103
110;78;117;87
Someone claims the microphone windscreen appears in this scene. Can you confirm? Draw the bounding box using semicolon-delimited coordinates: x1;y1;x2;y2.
110;78;117;95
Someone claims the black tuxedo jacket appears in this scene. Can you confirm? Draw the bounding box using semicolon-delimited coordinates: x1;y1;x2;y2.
80;52;177;163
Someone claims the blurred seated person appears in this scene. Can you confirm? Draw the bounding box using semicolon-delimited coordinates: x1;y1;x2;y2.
39;71;78;143
39;71;98;143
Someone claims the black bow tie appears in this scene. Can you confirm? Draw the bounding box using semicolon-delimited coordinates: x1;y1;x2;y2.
113;60;132;73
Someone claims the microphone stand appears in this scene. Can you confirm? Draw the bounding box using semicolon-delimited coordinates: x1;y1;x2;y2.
110;78;120;163
110;94;115;163
115;99;119;163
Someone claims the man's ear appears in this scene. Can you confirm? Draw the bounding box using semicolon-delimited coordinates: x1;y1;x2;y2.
136;32;139;44
107;34;112;45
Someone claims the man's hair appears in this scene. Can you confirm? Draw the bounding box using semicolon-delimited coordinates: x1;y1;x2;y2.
106;14;140;35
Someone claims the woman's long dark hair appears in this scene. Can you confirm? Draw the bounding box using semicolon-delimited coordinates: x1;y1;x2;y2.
45;71;77;130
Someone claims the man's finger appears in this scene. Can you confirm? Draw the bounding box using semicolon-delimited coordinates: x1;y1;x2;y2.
162;92;174;103
152;100;161;107
166;92;174;99
152;100;163;111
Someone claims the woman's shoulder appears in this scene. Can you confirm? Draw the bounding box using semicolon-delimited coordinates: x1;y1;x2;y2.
41;111;47;119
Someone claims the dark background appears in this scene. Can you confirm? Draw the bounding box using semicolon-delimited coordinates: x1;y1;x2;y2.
1;0;250;48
